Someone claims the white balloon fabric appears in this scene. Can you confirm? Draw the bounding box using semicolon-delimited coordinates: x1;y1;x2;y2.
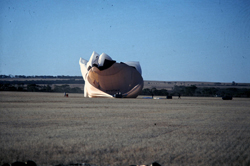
79;51;144;98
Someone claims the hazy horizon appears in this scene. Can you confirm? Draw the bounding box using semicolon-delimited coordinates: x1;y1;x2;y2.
2;74;250;84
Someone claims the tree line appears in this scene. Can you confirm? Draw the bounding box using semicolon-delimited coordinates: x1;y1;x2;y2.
0;75;82;78
1;83;250;97
0;84;83;93
1;75;249;97
141;85;250;98
0;79;84;85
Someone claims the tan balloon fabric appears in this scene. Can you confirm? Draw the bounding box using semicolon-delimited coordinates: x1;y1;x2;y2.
79;51;143;98
85;77;114;98
85;63;143;98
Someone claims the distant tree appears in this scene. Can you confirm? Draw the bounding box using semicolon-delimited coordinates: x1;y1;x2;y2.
40;84;52;92
46;84;52;92
173;85;185;96
159;89;168;96
53;84;70;92
201;87;218;96
141;88;151;95
69;87;83;93
151;87;157;95
185;85;197;96
0;84;17;91
27;84;39;92
17;83;25;91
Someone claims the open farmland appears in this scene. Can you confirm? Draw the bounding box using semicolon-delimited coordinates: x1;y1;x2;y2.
0;92;250;166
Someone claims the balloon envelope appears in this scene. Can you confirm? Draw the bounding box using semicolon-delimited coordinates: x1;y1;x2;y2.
79;52;143;98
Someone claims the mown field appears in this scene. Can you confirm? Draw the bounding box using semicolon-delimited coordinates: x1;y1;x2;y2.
0;92;250;166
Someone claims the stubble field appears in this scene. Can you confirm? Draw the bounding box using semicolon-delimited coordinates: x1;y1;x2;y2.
0;92;250;166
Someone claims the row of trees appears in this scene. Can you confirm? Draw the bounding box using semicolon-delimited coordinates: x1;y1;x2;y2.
172;85;250;97
0;75;82;78
1;79;84;85
0;84;83;93
1;83;250;97
142;85;250;97
141;88;169;96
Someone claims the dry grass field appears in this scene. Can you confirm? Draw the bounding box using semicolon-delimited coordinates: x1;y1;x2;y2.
0;92;250;166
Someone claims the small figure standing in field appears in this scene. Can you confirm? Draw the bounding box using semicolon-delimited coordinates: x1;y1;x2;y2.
64;92;68;97
178;94;181;99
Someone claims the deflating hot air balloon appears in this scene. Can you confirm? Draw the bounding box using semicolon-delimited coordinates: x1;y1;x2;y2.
79;51;143;98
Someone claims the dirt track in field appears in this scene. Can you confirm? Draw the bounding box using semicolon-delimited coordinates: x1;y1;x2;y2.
0;92;250;166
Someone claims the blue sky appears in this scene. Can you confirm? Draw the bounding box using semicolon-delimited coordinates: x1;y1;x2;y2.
1;0;250;82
